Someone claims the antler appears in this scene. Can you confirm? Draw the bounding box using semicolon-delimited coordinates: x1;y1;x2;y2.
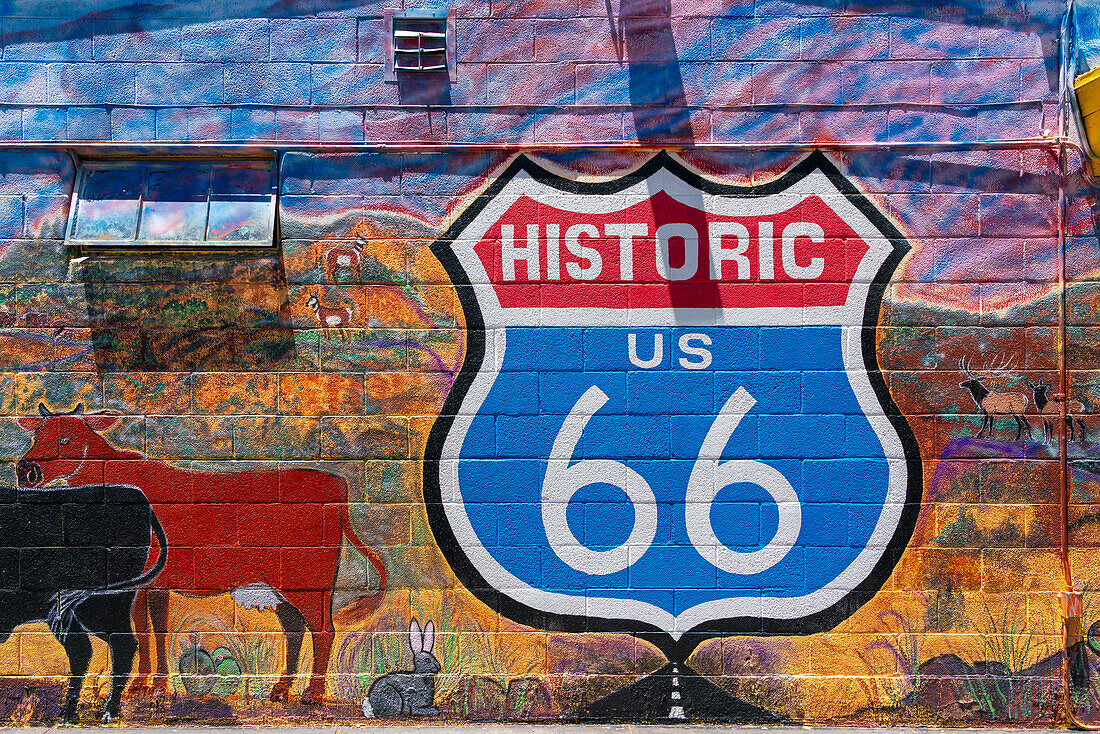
980;353;1019;379
959;354;1024;381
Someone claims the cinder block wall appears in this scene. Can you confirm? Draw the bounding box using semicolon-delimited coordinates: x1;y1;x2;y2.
0;0;1091;727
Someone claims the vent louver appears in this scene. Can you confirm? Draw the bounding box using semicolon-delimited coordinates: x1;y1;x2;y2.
386;9;455;81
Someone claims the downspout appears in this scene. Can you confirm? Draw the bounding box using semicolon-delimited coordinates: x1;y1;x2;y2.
1058;142;1091;729
1058;92;1092;734
1062;0;1095;727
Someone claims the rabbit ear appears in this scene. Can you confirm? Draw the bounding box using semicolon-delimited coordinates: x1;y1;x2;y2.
410;618;423;652
423;620;435;654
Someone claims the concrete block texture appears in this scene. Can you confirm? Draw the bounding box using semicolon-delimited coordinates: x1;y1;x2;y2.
0;0;1089;730
0;2;1057;143
0;140;1084;725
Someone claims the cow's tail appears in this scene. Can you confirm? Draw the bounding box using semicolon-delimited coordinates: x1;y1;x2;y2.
338;502;388;620
49;511;168;640
131;510;168;589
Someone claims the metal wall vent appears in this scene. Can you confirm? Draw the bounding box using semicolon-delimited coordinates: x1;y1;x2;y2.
385;9;456;81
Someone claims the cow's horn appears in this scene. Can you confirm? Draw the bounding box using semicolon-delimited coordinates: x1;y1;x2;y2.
73;403;84;415
38;403;50;417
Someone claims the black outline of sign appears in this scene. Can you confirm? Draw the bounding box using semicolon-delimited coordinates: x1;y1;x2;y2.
423;150;923;662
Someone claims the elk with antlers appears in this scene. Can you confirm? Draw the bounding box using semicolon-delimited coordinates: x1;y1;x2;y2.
1026;379;1087;444
958;356;1032;441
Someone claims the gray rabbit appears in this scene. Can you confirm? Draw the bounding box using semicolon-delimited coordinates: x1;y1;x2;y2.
362;618;441;718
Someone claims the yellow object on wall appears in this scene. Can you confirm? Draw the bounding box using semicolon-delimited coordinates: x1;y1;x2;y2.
1076;66;1100;176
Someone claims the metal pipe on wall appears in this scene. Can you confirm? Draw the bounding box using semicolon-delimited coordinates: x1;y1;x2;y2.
1056;0;1091;726
3;139;1073;154
1059;2;1097;726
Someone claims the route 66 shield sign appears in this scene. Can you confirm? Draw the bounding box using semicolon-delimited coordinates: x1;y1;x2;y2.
424;151;922;657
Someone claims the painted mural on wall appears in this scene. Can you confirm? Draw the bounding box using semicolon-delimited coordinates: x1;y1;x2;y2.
0;0;1086;721
0;143;1092;728
15;403;387;710
424;152;923;676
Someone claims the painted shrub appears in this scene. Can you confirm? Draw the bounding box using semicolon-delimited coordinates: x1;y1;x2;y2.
0;0;1092;727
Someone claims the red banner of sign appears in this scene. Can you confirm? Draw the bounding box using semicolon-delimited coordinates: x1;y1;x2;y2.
472;191;870;310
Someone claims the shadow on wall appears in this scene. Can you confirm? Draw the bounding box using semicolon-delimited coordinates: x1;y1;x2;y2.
618;0;693;142
399;73;452;106
77;252;299;371
0;0;1063;110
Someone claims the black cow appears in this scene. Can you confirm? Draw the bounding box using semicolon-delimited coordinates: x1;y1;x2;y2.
0;484;165;723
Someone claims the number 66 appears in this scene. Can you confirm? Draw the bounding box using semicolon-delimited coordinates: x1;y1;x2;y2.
541;386;801;576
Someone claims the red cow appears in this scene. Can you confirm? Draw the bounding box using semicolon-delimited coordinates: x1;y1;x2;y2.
16;404;387;705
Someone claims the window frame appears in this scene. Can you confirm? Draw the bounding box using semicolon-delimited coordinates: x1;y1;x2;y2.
65;154;280;254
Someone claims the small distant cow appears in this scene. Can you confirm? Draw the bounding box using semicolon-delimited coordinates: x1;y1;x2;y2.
17;404;387;705
958;357;1032;441
0;483;166;723
1027;379;1088;444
